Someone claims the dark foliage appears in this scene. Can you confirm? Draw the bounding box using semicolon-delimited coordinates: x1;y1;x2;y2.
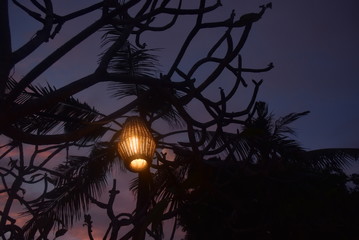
179;159;359;240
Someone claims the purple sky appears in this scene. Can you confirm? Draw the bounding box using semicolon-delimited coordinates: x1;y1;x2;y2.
6;0;359;239
9;0;359;150
222;0;359;151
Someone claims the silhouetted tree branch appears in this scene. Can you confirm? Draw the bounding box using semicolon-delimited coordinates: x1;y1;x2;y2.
5;1;356;240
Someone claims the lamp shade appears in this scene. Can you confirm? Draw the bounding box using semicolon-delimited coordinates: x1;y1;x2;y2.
117;117;156;172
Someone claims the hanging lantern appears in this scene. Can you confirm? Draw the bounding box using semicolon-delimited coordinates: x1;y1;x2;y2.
117;117;156;172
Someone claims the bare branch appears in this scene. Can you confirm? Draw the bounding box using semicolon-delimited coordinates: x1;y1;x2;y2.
7;0;141;102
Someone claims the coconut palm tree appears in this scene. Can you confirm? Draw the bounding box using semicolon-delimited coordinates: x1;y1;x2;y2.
176;101;359;240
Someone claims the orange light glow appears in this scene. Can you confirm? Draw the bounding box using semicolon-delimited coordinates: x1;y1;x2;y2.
129;159;148;171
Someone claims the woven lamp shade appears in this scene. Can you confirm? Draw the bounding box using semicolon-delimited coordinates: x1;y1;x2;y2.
117;117;156;172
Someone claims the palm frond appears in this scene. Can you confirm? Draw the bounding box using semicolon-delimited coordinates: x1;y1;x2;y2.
22;213;60;240
100;20;159;76
109;81;148;100
130;148;194;219
242;102;306;161
25;142;117;229
137;86;185;127
10;82;107;144
106;43;160;99
198;130;251;161
101;34;160;96
5;76;17;93
110;45;160;76
274;111;310;136
100;24;188;128
100;28;160;78
100;23;126;48
304;148;359;171
153;165;187;204
245;102;359;172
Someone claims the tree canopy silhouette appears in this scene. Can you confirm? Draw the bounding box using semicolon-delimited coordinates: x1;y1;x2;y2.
1;1;359;240
178;102;359;239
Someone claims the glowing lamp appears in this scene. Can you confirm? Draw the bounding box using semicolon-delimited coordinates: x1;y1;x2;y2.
117;117;156;172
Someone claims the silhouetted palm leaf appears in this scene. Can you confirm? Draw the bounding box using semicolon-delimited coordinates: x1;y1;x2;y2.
107;43;160;77
239;102;305;165
100;22;126;48
274;110;310;136
129;148;192;237
24;142;117;230
101;23;160;78
197;130;251;161
240;102;359;171
102;33;185;126
304;148;359;171
7;78;106;144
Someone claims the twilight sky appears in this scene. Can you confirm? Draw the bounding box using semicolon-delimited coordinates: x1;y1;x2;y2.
6;0;359;239
9;0;359;150
226;0;359;151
